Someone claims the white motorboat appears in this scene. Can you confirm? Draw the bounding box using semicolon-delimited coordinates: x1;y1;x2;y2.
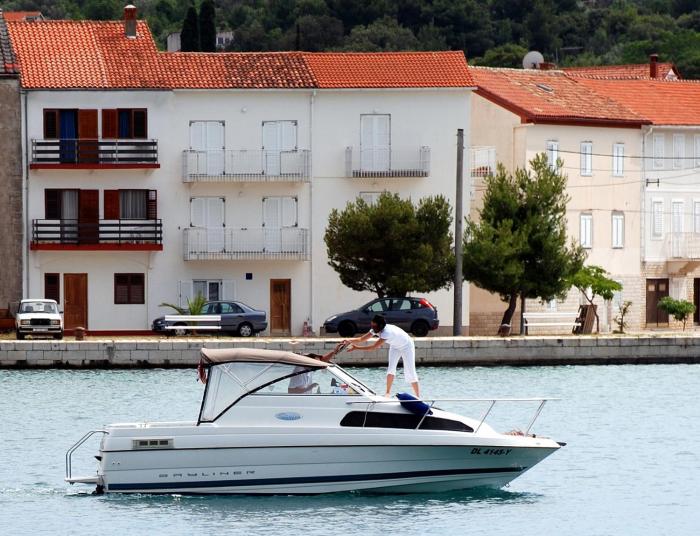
66;348;564;494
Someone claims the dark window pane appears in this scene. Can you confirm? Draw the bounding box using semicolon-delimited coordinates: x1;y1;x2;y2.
133;110;147;138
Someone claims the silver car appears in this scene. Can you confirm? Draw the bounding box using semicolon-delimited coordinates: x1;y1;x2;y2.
152;301;267;337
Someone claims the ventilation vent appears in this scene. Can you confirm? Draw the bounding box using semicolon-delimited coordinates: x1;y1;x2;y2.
132;438;173;449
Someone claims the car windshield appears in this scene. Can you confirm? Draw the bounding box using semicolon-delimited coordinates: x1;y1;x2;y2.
20;302;57;314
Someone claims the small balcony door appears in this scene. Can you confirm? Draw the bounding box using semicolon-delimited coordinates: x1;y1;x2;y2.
190;197;225;252
262;120;296;176
263;196;297;253
360;114;390;172
190;121;224;175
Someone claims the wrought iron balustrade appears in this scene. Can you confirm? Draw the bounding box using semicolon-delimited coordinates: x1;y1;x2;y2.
32;219;163;245
31;139;158;165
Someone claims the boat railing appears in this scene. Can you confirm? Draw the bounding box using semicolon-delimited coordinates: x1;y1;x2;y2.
65;430;108;483
346;398;559;434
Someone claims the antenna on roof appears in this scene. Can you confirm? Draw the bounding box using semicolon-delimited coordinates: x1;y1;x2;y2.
522;51;544;70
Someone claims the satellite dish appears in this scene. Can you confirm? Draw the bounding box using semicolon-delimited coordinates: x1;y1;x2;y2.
522;50;545;70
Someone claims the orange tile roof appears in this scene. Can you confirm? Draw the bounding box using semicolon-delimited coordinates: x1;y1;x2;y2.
161;52;316;89
5;18;472;90
564;63;679;80
301;51;474;88
471;66;647;126
574;78;700;126
7;20;166;88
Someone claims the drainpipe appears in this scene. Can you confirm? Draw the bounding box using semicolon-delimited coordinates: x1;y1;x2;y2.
21;89;29;299
308;89;315;333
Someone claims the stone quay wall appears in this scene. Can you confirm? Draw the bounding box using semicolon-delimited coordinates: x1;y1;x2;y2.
2;335;700;368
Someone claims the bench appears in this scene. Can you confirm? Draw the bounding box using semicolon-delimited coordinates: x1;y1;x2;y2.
163;315;221;334
523;312;580;335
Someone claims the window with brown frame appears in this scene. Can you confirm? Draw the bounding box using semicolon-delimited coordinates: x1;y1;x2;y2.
102;109;147;139
114;273;145;304
43;109;59;139
44;273;60;303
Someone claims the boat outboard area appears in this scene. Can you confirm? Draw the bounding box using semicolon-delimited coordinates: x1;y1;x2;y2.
65;348;564;495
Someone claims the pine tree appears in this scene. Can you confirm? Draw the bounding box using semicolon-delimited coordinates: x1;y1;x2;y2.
180;3;199;52
199;0;217;52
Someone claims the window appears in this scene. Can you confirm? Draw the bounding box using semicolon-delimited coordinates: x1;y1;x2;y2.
672;200;684;234
114;273;145;304
44;273;60;303
359;192;382;205
694;201;700;233
612;144;624;177
262;196;297;228
546;140;559;170
45;189;78;220
580;213;592;248
673;134;685;169
102;108;147;139
580;142;592;176
366;300;389;313
194;280;222;301
612;212;624;248
652;200;664;238
43;109;59;139
119;190;147;219
653;134;665;169
220;302;244;314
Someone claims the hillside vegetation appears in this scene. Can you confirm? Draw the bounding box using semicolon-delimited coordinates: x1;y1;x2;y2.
3;1;700;77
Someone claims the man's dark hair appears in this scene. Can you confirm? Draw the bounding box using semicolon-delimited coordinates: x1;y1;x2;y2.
372;315;386;331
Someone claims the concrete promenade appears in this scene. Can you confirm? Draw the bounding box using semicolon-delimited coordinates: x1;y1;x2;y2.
2;334;700;368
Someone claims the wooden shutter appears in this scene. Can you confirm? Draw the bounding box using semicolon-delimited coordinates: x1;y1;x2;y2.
45;189;62;219
133;109;147;138
114;274;130;304
44;109;59;139
78;109;98;139
44;273;60;302
79;190;99;222
147;190;157;219
130;274;145;304
102;109;118;139
104;190;120;220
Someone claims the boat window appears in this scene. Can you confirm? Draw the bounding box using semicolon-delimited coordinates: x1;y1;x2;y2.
283;368;359;395
201;362;302;421
340;411;474;432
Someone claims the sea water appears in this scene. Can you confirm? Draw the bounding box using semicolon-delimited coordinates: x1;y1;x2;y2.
1;364;698;536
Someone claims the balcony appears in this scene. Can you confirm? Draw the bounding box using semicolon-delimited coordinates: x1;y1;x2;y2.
184;227;309;261
182;150;310;182
345;146;430;178
664;233;700;274
470;146;496;178
30;139;159;169
31;219;163;251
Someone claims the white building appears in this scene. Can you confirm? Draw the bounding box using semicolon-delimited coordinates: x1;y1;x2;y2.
7;11;473;334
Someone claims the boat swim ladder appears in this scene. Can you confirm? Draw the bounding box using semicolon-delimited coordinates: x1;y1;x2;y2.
65;430;108;483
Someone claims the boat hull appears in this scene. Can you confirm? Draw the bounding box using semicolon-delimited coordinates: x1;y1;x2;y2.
100;444;558;494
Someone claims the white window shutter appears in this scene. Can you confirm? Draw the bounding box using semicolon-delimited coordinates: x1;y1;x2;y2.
222;280;236;300
547;141;558;169
189;121;206;151
262;121;277;151
281;121;297;151
206;197;225;227
613;144;624;176
179;280;193;308
282;197;297;227
190;197;206;227
653;201;663;237
694;202;700;233
580;142;592;175
360;192;381;205
263;197;280;228
208;121;224;149
673;134;685;169
654;134;664;168
672;201;684;233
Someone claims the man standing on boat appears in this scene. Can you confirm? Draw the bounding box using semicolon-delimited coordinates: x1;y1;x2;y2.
346;315;420;398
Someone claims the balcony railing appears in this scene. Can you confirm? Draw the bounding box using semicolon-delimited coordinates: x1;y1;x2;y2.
665;232;700;259
345;146;430;178
31;219;163;250
30;139;159;168
182;150;310;182
184;227;309;261
470;146;496;178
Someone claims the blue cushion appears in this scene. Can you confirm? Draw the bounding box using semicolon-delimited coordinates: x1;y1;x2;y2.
396;392;432;416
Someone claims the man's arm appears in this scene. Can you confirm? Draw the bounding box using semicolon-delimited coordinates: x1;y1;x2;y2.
348;337;384;352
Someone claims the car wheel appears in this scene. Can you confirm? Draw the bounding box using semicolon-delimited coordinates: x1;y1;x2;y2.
338;321;357;338
16;331;25;340
411;320;430;337
238;322;254;337
173;322;187;336
54;332;63;340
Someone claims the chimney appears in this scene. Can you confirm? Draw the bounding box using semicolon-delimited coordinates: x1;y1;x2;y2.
650;54;658;78
124;4;137;39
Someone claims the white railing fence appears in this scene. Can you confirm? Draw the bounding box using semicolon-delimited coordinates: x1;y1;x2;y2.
470;146;496;178
184;227;309;260
345;146;430;178
665;232;700;259
183;149;310;182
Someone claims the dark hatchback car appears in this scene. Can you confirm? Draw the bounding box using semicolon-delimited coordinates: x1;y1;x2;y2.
152;300;267;337
323;297;439;337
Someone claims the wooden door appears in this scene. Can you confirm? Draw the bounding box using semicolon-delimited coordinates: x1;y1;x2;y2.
646;278;669;325
78;109;99;163
78;190;99;244
64;273;87;329
270;279;291;334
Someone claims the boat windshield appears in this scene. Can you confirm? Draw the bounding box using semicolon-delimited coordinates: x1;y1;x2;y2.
200;361;369;421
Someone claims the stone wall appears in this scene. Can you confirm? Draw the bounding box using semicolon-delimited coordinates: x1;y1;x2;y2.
3;335;700;368
0;77;22;308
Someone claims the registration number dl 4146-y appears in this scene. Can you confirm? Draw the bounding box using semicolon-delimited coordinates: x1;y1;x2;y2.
471;448;512;456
